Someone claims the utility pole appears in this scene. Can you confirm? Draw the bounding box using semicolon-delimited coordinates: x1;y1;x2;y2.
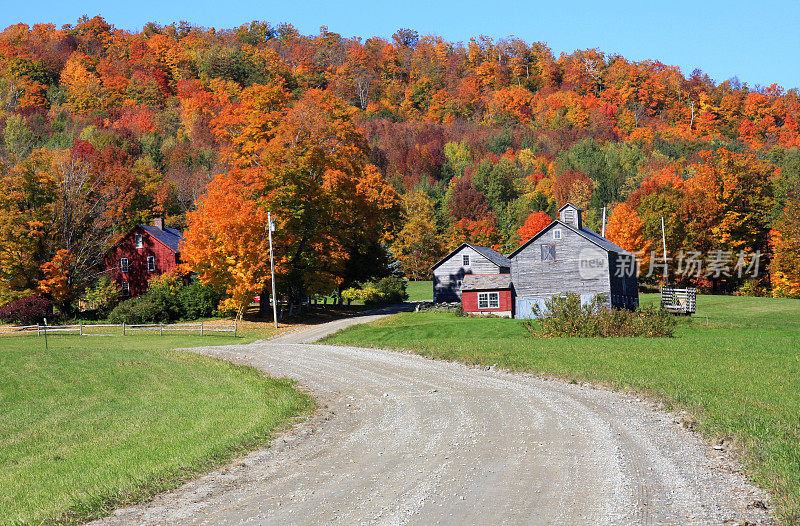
661;216;669;285
601;206;607;237
268;212;278;329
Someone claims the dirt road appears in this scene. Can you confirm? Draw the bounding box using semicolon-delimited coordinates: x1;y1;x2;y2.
97;308;769;525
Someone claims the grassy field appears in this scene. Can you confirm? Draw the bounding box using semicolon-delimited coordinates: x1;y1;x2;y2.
406;280;432;302
0;334;313;525
324;293;800;524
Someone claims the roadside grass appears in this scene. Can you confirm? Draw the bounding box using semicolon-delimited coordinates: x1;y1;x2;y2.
406;281;432;302
323;293;800;524
0;334;314;525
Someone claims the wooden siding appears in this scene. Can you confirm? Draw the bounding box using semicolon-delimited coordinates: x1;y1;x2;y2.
462;289;513;315
510;223;611;303
433;246;507;302
105;226;180;298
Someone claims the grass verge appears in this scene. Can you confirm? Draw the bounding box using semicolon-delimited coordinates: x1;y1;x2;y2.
0;334;314;525
406;281;432;302
323;293;800;524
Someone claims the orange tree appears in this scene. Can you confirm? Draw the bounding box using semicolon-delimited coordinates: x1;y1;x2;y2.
183;87;400;315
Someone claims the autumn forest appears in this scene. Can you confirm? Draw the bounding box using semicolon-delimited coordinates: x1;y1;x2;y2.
1;16;799;315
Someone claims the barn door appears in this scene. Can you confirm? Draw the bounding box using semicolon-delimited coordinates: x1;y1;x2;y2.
516;298;547;319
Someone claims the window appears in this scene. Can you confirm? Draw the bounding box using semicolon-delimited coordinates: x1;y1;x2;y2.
540;244;556;261
462;254;470;266
134;233;143;249
147;256;156;272
121;281;130;297
553;229;562;240
478;292;500;309
120;258;129;273
563;210;575;224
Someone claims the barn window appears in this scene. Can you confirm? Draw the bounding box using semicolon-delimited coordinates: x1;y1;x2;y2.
121;281;130;297
147;256;156;272
553;229;562;240
120;258;129;272
540;244;556;261
563;210;575;225
134;233;143;249
478;292;500;309
462;254;470;266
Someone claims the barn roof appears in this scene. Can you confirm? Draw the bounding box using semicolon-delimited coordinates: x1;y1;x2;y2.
431;243;511;270
462;274;512;291
140;225;184;253
507;221;632;258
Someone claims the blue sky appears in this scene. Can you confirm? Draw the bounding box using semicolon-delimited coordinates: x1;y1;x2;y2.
4;0;800;89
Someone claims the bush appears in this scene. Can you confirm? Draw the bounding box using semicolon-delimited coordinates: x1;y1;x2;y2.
521;293;676;338
0;295;54;325
80;276;119;318
107;273;223;324
341;277;408;305
177;282;222;319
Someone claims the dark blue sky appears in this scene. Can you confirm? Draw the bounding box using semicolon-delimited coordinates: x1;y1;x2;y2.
5;0;799;89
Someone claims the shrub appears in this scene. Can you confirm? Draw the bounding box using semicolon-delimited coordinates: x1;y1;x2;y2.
0;295;54;325
341;277;408;305
522;293;676;338
177;282;222;319
80;276;119;318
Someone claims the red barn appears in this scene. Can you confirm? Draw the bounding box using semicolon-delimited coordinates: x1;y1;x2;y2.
105;218;184;298
461;274;513;318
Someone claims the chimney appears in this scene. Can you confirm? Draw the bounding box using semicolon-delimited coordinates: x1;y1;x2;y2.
153;217;164;230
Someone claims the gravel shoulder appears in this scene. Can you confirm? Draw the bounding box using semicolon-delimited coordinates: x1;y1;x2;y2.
95;307;771;525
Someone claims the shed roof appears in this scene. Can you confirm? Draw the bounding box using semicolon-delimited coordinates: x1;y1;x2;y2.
431;242;511;270
140;225;184;252
462;273;512;291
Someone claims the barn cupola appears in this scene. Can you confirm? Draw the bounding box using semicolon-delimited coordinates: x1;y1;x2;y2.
558;203;582;230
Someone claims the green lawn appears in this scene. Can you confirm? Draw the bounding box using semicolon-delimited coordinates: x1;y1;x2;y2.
406;280;432;302
0;334;313;525
324;293;800;524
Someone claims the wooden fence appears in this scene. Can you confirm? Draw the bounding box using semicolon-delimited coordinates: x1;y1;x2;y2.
0;321;238;337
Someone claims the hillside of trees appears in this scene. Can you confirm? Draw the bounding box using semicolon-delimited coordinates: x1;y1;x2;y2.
1;16;798;313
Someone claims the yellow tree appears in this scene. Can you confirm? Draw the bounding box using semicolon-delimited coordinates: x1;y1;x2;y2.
391;191;445;280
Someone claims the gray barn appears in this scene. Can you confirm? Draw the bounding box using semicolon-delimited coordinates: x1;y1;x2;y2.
508;203;639;318
431;243;511;303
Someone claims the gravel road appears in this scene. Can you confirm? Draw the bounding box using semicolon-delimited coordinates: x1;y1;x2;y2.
96;307;770;525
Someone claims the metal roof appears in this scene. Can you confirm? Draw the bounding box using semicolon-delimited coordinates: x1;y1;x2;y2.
462;273;512;291
140;225;184;252
431;242;511;270
507;221;633;259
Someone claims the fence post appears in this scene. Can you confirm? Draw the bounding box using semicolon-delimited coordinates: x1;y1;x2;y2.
80;321;83;336
234;321;238;338
160;322;163;336
201;321;204;337
122;322;126;336
37;324;40;337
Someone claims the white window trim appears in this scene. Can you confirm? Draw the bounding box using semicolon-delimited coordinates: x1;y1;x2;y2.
147;256;156;272
553;229;562;240
121;281;130;296
477;291;500;310
462;254;470;266
134;233;143;249
120;258;129;272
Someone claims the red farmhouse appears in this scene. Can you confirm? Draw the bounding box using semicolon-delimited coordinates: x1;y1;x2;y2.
461;274;513;318
105;218;184;298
